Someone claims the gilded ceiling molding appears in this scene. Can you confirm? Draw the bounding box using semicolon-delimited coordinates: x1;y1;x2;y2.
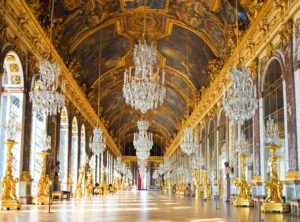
5;0;121;156
165;0;300;157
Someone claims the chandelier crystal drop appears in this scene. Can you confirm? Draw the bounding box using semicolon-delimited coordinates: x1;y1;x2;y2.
90;127;106;155
133;120;153;161
180;128;198;156
223;66;258;124
29;60;65;117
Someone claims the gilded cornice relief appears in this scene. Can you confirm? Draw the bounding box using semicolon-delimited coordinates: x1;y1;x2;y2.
165;0;300;157
5;0;121;156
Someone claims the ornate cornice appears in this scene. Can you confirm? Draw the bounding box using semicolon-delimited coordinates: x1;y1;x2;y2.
5;0;121;156
165;0;300;157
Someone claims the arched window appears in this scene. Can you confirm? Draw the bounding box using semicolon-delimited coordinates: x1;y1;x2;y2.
263;59;285;179
0;51;25;192
59;106;69;188
79;124;86;166
208;120;215;177
200;127;206;168
70;117;78;190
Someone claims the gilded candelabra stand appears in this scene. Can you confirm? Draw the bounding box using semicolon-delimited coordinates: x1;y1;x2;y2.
76;166;85;199
84;168;93;199
201;169;211;200
193;169;202;199
233;153;253;207
101;171;109;195
261;145;288;213
117;178;122;191
0;140;21;210
167;177;173;194
33;151;52;205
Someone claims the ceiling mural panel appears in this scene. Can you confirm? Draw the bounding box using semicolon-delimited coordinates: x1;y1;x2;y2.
159;24;215;90
72;24;131;88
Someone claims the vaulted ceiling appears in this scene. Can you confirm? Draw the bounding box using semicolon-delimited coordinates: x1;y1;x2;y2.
28;0;249;155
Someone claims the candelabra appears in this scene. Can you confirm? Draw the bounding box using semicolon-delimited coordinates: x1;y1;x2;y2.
261;117;288;213
76;166;85;199
84;168;93;199
192;156;202;199
223;66;258;207
0;113;21;210
33;151;52;205
0;141;21;210
201;169;211;200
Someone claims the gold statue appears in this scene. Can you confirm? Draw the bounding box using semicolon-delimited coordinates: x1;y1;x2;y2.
76;166;85;199
233;153;254;207
201;169;211;200
261;145;288;213
33;151;52;205
0;140;21;210
193;169;202;199
84;168;93;199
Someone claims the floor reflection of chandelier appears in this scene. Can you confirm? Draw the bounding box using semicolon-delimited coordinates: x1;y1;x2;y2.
223;67;258;124
29;60;65;116
180;128;197;156
133;120;153;161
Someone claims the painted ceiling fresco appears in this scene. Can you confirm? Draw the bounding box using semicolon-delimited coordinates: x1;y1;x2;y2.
159;24;215;89
71;24;130;88
28;0;250;156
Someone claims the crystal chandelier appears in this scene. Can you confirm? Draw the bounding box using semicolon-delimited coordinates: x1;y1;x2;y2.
30;60;65;117
122;0;166;113
40;133;51;152
123;63;166;113
29;0;65;117
133;120;153;160
90;127;106;155
223;67;258;124
180;128;198;156
4;112;21;141
264;117;283;147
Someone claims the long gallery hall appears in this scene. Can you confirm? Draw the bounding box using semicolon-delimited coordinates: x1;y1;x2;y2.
0;0;300;221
